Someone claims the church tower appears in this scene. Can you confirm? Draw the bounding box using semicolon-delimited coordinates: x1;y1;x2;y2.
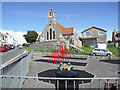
47;7;56;25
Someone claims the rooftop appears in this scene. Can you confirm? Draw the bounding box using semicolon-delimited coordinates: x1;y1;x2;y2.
56;22;74;35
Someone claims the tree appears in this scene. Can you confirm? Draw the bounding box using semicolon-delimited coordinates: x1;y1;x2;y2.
24;31;38;43
108;40;112;43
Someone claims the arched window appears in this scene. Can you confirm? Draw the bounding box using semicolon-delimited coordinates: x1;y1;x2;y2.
47;32;49;40
49;11;53;16
50;28;52;39
53;31;55;39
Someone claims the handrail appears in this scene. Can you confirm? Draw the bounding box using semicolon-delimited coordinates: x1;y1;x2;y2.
0;49;33;70
0;75;119;80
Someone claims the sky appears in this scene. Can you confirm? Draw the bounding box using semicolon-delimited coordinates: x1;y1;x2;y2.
1;2;118;44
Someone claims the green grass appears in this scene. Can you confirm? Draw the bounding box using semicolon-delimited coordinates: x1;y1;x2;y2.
69;50;89;55
80;47;94;54
108;47;119;55
26;47;89;55
26;47;54;53
26;46;119;56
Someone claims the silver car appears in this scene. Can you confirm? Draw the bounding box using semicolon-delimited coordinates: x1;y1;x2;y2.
91;48;113;56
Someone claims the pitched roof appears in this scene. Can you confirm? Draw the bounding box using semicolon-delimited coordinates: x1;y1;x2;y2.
56;22;74;35
36;35;40;41
81;26;107;33
80;37;97;40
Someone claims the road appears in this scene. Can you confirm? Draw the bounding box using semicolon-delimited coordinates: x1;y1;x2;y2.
0;47;25;65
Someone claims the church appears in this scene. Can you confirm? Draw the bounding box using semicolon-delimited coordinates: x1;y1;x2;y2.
39;7;81;49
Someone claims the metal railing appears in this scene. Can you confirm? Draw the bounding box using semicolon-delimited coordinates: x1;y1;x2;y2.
0;48;119;89
0;75;119;89
0;49;33;88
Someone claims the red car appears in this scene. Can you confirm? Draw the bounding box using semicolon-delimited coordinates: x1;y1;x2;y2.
0;46;7;52
4;44;11;50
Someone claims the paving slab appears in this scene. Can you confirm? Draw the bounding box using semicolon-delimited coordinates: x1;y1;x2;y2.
22;53;119;89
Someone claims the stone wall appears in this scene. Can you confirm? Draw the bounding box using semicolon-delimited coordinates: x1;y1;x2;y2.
30;40;69;49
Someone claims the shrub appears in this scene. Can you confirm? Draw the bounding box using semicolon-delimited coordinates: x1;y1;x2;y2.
23;43;27;46
84;44;90;47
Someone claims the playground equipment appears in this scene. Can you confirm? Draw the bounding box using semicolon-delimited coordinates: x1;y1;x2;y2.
48;41;71;64
57;62;74;71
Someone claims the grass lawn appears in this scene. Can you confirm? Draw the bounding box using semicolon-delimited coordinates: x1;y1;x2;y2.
69;50;89;55
27;46;119;56
26;47;54;53
26;47;89;55
108;47;119;56
80;47;94;54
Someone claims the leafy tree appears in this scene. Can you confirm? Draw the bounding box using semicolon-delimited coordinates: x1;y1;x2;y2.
24;31;38;43
108;40;112;43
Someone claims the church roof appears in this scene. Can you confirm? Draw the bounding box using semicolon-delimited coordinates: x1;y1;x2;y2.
36;35;40;41
56;22;74;35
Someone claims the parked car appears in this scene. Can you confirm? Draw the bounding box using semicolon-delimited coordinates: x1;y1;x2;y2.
10;44;15;49
4;44;11;50
91;48;113;56
0;46;7;52
18;45;23;49
17;44;20;47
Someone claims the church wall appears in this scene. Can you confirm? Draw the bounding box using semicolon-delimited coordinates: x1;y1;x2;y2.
40;23;64;42
31;39;69;49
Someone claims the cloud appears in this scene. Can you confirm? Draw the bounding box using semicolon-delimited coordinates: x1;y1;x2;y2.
0;29;27;45
37;32;41;35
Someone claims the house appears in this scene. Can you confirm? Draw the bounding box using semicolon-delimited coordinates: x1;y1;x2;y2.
4;32;16;45
39;7;81;49
0;32;7;46
112;29;120;47
0;32;4;46
5;32;14;45
80;26;107;49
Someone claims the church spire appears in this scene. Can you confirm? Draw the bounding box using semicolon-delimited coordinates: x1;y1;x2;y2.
47;7;56;25
48;7;55;17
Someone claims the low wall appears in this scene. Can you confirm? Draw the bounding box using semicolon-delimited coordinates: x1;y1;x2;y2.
31;40;69;49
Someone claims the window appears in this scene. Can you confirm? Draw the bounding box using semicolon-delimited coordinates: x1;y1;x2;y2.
2;36;4;40
84;32;91;37
101;49;108;52
94;49;100;51
98;31;104;35
50;28;52;39
49;21;51;26
49;11;53;16
47;32;49;40
86;32;91;37
49;12;52;16
53;31;55;39
83;41;85;43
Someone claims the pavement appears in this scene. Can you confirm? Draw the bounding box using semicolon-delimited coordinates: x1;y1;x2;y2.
22;52;119;89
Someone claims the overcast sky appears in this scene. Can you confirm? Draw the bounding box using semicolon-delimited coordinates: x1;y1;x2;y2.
1;2;118;43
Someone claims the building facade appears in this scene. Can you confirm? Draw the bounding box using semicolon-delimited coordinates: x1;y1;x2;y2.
80;26;107;49
0;32;7;46
112;29;120;47
39;7;81;49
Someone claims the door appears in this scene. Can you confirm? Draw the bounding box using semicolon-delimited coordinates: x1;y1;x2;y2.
92;39;97;48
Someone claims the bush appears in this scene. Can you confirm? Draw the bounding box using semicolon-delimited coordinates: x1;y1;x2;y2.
84;44;90;47
23;43;27;46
